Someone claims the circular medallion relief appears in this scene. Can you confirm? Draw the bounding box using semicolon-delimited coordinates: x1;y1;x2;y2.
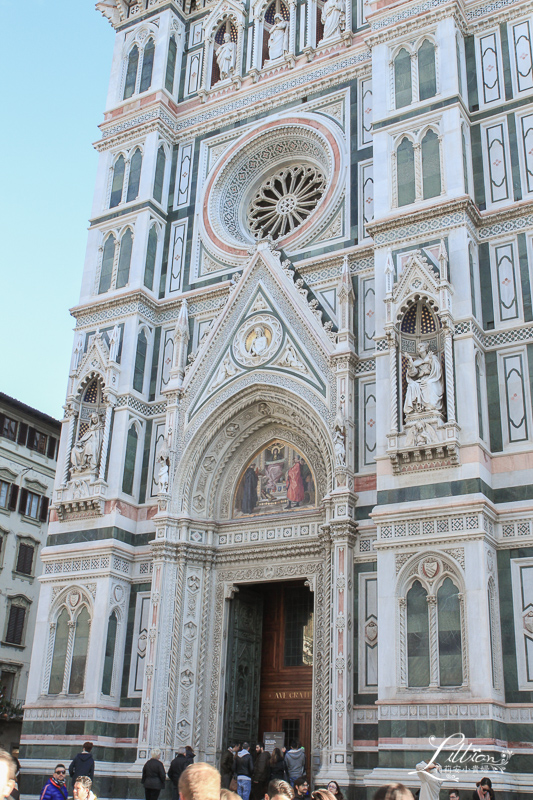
232;314;282;367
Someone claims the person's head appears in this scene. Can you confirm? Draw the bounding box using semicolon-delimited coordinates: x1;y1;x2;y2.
53;765;67;785
83;742;93;753
290;740;299;750
327;782;342;798
179;763;221;800
73;776;92;800
151;749;161;760
373;785;415;800
256;743;264;753
242;742;250;752
0;750;16;800
266;780;294;800
449;792;460;800
270;748;282;764
294;778;309;796
478;779;492;791
220;791;240;800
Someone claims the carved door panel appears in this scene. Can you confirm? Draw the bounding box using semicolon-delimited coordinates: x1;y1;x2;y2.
225;589;264;746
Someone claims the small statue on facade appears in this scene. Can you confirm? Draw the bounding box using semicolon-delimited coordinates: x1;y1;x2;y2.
403;342;444;415
215;32;236;80
268;13;289;61
71;412;103;473
321;0;345;40
157;453;169;494
333;427;346;466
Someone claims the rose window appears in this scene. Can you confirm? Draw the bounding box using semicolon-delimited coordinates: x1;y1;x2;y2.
248;165;327;239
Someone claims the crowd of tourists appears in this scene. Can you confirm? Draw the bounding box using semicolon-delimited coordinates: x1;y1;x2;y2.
0;739;498;800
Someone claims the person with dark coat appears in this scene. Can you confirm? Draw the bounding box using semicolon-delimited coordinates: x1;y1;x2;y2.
241;466;259;514
473;778;494;800
269;749;287;782
40;765;69;800
221;745;238;790
234;743;254;800
251;744;270;800
168;749;188;800
185;746;195;767
141;750;166;800
69;743;95;786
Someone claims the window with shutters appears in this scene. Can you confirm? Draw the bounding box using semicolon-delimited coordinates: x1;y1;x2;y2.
15;540;35;576
23;492;39;519
4;597;30;646
32;430;48;455
0;482;9;509
1;416;18;441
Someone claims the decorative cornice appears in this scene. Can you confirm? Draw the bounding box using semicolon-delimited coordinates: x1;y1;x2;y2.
71;285;230;328
97;49;371;145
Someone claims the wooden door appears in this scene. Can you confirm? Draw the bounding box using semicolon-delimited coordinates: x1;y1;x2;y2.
224;588;264;746
258;583;313;774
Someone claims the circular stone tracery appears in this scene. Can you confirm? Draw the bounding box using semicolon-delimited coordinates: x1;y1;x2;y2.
248;165;327;239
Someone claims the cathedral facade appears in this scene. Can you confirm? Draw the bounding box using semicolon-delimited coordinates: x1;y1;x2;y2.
20;0;533;796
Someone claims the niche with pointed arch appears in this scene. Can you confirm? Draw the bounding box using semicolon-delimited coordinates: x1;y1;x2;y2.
399;300;446;423
234;440;316;516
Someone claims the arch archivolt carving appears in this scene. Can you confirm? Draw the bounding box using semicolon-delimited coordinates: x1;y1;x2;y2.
175;385;334;517
49;584;94;623
204;550;331;756
396;549;465;598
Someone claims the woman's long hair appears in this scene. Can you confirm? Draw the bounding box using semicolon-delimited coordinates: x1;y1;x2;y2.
373;784;415;800
270;748;283;765
327;782;344;800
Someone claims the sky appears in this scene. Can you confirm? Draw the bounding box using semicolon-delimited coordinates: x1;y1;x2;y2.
0;0;115;419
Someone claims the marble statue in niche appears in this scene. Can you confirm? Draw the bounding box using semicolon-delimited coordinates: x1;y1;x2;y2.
321;0;344;40
71;412;103;473
235;441;315;516
215;32;236;80
403;341;444;416
268;13;288;60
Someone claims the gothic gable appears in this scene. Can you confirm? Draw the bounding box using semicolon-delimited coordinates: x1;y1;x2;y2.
182;246;335;423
